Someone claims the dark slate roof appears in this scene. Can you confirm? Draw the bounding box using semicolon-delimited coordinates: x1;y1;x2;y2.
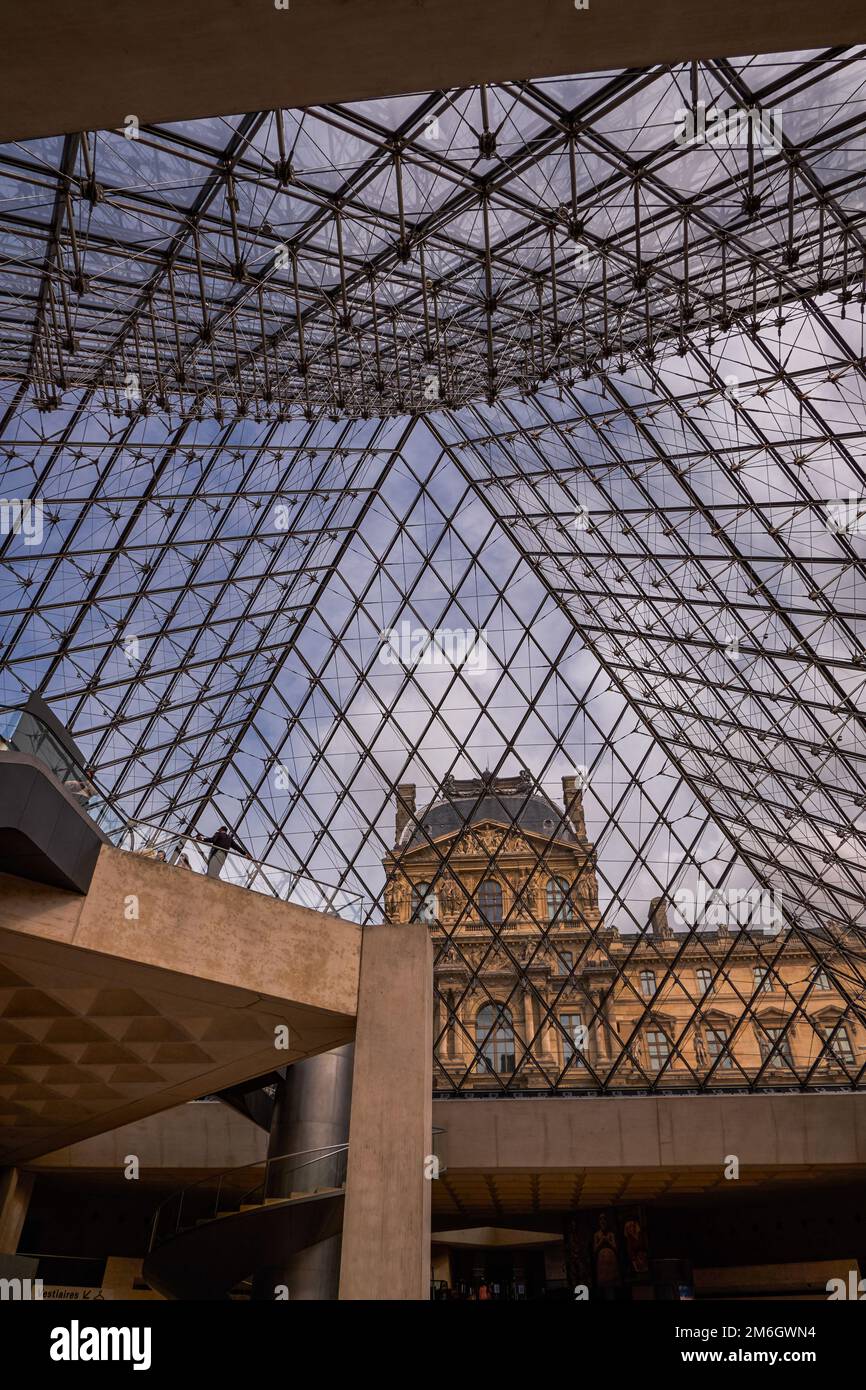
403;790;576;850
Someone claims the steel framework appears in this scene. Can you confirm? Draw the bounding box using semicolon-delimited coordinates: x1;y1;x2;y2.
0;49;864;1093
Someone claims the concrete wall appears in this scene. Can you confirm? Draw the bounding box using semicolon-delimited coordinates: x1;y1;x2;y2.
29;1101;267;1174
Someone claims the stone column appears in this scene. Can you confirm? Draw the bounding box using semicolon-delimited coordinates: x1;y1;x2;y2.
592;989;610;1062
537;982;557;1061
339;924;433;1300
433;987;443;1063
457;998;471;1068
522;984;535;1054
446;989;457;1058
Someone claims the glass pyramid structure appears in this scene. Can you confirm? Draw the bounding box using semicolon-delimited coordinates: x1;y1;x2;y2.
0;47;864;1093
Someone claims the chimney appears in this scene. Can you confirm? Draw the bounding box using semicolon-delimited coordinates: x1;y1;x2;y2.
395;783;416;845
648;896;672;939
562;775;587;839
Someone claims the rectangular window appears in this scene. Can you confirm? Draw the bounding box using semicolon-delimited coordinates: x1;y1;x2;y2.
478;879;503;925
696;968;712;995
813;969;831;991
560;1013;586;1063
646;1029;670;1070
556;951;574;976
753;967;772;993
639;970;656;998
759;1026;793;1066
706;1027;732;1069
821;1024;854;1065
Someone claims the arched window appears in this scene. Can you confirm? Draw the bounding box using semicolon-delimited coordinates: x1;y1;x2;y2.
478;879;503;925
411;881;437;924
476;1003;515;1074
546;876;570;923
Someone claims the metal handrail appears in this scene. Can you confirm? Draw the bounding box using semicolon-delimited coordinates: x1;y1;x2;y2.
121;814;373;919
147;1143;350;1252
0;705;125;843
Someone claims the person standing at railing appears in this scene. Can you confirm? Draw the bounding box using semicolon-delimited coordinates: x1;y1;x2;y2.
67;764;97;808
206;825;250;880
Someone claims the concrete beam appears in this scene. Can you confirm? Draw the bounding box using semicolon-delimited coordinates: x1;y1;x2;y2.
1;0;862;143
339;924;432;1300
433;1092;866;1170
0;844;361;1161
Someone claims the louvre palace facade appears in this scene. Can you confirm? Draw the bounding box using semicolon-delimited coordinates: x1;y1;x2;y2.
384;773;862;1095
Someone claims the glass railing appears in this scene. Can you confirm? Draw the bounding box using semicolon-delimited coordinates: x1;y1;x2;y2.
0;705;374;923
148;1144;350;1250
0;706;126;844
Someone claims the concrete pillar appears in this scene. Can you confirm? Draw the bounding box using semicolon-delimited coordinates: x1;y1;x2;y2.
0;1167;33;1254
339;924;432;1300
251;1043;354;1301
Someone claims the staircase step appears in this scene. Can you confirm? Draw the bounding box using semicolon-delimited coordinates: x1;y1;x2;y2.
196;1189;346;1222
238;1197;291;1211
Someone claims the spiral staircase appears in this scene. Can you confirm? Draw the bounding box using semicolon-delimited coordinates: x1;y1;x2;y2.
142;1145;348;1300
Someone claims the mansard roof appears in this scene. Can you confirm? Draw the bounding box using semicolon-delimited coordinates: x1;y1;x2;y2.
401;773;578;851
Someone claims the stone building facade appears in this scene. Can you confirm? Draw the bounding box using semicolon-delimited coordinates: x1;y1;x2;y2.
383;772;863;1092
